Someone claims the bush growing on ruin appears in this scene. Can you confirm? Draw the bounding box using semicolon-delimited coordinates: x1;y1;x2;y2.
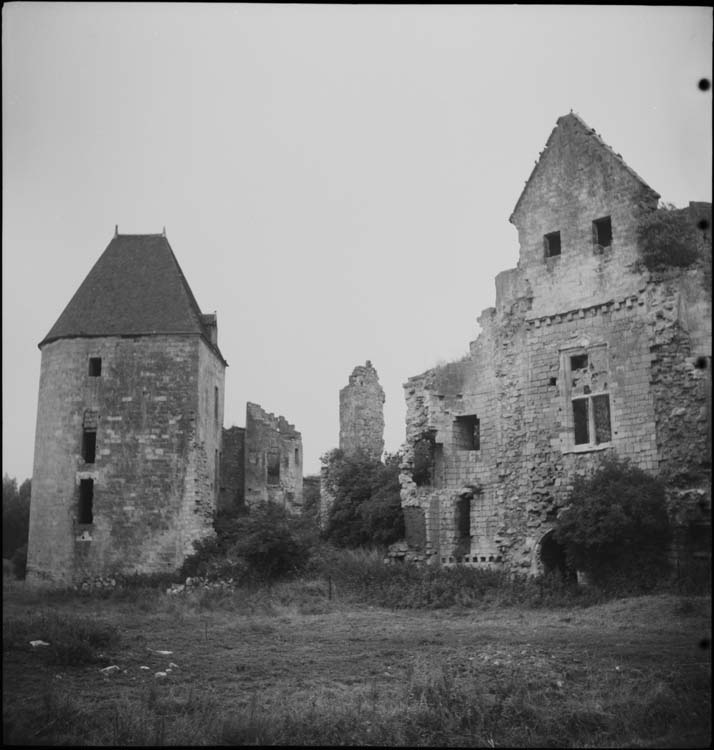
637;207;701;271
553;456;671;588
322;451;404;549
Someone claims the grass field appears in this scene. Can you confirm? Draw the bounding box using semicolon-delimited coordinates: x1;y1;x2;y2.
2;578;711;747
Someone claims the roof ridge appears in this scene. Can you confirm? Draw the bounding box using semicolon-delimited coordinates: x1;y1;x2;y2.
40;233;227;365
509;113;659;223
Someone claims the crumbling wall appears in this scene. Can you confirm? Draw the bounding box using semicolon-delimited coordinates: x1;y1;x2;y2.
400;116;711;573
27;335;224;585
244;402;303;512
219;426;245;512
339;360;385;460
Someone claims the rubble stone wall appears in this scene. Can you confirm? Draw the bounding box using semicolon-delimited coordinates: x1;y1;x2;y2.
244;402;303;512
400;115;711;574
27;335;224;585
339;360;385;460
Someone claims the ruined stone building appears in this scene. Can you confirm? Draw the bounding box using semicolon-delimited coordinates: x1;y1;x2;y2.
27;231;304;586
27;231;227;585
339;360;385;460
399;113;711;574
320;361;386;523
219;402;303;513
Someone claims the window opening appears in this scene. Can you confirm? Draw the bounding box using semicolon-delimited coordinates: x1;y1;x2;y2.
78;479;94;524
568;348;611;447
88;357;102;377
82;429;97;464
294;447;299;463
412;431;436;486
454;415;480;451
593;216;612;249
457;496;471;539
267;451;280;485
570;354;588;372
214;387;219;421
544;231;561;258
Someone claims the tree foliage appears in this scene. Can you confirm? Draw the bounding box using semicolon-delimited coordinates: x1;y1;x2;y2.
553;456;671;587
637;207;701;271
181;502;317;583
3;474;31;560
322;450;404;549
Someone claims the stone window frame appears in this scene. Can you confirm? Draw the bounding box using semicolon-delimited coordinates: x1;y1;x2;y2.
560;344;613;454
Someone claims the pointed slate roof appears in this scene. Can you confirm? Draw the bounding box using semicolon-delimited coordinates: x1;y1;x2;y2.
40;232;226;363
509;112;660;223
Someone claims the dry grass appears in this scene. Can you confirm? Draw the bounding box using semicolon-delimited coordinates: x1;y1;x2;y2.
2;580;711;747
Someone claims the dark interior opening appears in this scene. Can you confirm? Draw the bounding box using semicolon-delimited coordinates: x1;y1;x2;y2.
593;216;612;248
540;531;575;580
78;479;94;524
544;231;562;258
82;430;96;464
88;357;102;377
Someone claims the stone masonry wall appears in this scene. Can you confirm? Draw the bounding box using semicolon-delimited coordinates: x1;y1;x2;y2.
400;116;711;574
27;335;224;585
244;402;303;512
219;426;245;512
339;360;385;460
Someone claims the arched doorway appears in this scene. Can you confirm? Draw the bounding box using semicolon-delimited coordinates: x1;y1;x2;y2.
539;530;576;581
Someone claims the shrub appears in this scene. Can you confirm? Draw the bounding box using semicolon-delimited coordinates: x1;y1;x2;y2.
231;502;316;582
322;451;404;548
637;207;700;271
180;503;317;584
553;456;671;589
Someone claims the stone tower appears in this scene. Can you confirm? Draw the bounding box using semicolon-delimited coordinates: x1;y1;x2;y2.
27;231;227;586
339;360;385;460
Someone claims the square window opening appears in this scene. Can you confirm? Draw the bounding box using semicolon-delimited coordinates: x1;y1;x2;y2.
570;354;588;371
88;357;102;377
544;231;561;258
593;216;612;248
78;479;94;524
454;415;480;451
82;430;96;464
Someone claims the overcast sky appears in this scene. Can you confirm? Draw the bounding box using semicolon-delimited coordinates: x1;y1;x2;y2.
2;3;712;481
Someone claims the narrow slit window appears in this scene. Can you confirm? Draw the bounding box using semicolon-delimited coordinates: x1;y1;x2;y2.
294;447;299;464
82;430;97;464
457;496;471;539
593;216;612;248
88;357;102;377
214;387;219;421
544;231;561;258
78;479;94;524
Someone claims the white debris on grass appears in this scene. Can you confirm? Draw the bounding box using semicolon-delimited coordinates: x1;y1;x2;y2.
30;640;50;648
99;665;121;675
155;671;168;679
